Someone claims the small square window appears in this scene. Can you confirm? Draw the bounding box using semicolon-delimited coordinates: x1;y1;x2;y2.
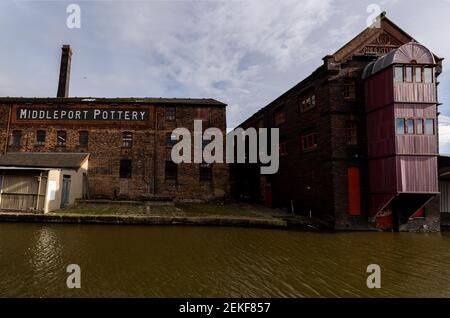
79;131;88;146
274;107;286;125
122;132;133;148
346;121;358;145
11;130;21;146
57;131;67;146
36;130;46;145
344;80;356;100
165;106;176;121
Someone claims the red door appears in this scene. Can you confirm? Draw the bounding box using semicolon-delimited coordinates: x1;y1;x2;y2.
348;167;361;216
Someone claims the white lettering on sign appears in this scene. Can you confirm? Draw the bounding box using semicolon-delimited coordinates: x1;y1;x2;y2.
16;107;150;122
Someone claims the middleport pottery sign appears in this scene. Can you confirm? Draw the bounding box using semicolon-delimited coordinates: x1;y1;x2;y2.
15;107;149;121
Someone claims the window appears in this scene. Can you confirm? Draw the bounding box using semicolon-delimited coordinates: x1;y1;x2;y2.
199;163;212;181
416;119;424;134
119;159;132;178
396;118;405;135
425;118;435;135
424;68;433;83
299;94;316;112
36;130;46;145
166;132;178;147
406;119;414;134
343;80;356;100
165;161;177;181
11;130;21;146
394;66;404;82
279;141;288;156
345;121;358;145
405;66;413;82
415;66;422;83
165;106;176;121
122;132;133;148
301;131;318;151
79;131;88;146
57;131;67;146
274;107;286;126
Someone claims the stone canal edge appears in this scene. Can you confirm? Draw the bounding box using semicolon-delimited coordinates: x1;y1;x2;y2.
0;212;289;229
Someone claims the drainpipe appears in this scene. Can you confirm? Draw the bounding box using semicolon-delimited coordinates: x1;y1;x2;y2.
3;104;12;155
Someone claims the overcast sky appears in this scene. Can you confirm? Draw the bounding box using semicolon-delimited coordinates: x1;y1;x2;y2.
0;0;449;150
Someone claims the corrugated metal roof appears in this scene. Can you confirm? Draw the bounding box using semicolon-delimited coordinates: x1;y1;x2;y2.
362;42;436;79
0;97;226;106
0;153;89;170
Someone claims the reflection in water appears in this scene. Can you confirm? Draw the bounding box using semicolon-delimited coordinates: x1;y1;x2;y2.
1;223;450;297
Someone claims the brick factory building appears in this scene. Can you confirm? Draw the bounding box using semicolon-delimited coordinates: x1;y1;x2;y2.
231;13;443;232
0;45;229;210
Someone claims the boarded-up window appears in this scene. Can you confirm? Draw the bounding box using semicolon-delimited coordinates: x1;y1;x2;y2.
165;161;177;181
122;132;133;148
119;159;132;178
57;131;67;146
36;130;46;145
348;167;361;216
199;163;212;181
79;131;88;146
274;107;286;126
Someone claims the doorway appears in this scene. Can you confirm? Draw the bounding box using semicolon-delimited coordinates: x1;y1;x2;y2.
61;175;71;208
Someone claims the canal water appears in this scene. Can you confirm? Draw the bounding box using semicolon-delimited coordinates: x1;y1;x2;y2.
1;222;450;297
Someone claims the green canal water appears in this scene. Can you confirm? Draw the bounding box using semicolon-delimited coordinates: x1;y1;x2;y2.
1;222;450;297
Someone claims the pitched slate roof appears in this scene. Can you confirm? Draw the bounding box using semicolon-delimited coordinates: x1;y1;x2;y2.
0;152;89;170
0;97;226;106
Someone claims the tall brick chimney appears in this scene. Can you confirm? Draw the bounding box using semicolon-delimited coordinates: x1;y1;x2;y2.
57;44;72;98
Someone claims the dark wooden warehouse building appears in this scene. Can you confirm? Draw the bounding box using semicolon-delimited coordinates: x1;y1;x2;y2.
231;13;443;231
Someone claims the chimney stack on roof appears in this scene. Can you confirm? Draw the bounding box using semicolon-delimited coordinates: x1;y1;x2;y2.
57;44;72;98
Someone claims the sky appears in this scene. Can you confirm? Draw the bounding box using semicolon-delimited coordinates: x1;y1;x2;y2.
0;0;449;150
